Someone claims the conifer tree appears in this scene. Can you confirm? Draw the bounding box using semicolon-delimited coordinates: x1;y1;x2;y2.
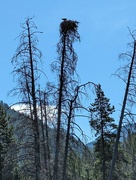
89;84;116;180
0;105;13;179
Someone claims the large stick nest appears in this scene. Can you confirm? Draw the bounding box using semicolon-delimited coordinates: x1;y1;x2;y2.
60;19;79;34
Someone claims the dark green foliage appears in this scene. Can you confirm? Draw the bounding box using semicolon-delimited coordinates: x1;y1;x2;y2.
90;84;116;135
89;84;117;179
0;104;14;179
120;131;136;179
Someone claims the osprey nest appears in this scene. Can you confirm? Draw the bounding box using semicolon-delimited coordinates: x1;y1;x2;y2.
60;20;79;34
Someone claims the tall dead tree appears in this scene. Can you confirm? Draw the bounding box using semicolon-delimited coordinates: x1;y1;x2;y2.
37;87;52;180
52;19;80;180
62;83;91;180
108;40;136;179
11;18;42;180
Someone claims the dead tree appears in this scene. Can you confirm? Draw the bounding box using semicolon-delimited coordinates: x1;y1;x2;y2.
11;18;42;180
108;40;136;180
51;19;80;180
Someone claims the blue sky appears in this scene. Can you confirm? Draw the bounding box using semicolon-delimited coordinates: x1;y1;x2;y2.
1;1;136;141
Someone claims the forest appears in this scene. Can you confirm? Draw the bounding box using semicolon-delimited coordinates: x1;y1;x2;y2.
1;17;136;180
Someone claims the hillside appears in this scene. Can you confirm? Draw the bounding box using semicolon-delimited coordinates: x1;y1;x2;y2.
87;122;136;149
0;101;91;179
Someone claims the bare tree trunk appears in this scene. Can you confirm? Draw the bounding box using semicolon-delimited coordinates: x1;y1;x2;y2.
44;105;52;179
52;20;80;180
62;101;72;180
12;18;43;179
53;34;66;180
108;41;136;180
27;20;41;180
39;98;47;168
42;92;52;179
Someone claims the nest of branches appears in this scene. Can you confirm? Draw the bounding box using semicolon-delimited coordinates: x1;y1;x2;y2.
60;20;79;35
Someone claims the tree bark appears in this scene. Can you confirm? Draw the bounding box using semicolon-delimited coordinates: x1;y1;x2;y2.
27;20;41;180
108;41;136;180
62;101;73;180
53;34;66;180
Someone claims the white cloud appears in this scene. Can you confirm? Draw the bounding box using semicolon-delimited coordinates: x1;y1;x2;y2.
11;104;57;124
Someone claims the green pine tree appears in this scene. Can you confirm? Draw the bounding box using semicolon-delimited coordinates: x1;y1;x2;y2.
121;131;136;179
0;104;13;179
89;84;116;180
